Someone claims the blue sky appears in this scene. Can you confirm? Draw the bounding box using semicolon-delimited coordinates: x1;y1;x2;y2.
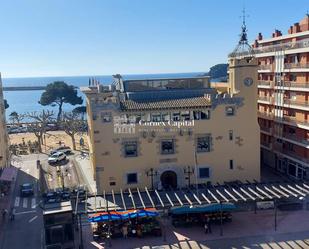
0;0;308;78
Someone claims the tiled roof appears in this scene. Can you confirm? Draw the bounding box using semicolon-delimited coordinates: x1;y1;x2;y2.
120;97;211;111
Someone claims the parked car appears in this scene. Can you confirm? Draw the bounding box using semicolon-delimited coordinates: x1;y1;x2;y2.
50;146;72;155
48;152;66;164
20;183;34;197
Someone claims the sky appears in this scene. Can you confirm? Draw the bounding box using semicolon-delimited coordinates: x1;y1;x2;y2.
0;0;308;78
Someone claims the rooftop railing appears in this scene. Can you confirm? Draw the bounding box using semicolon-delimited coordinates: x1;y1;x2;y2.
254;38;309;54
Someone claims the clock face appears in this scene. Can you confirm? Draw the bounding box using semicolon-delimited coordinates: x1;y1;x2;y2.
244;77;253;87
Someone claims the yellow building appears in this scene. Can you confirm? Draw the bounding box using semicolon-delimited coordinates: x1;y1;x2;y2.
81;26;260;193
0;73;9;169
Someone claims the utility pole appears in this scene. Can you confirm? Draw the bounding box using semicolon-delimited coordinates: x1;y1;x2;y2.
183;166;194;187
146;168;158;190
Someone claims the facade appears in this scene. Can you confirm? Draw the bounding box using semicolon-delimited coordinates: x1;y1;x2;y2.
82;55;260;193
0;73;9;169
253;15;309;180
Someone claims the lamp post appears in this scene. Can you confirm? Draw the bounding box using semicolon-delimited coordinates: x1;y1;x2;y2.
146;168;158;190
183;166;194;187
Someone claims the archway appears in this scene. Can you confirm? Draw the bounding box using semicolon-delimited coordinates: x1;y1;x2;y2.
160;170;177;189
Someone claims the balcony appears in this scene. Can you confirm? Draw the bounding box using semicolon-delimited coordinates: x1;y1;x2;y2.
261;141;272;150
274;145;309;164
254;38;309;55
282;133;309;147
283;99;309;110
258;96;272;104
275;81;309;89
258;64;273;72
258;81;273;88
258;111;274;120
260;126;272;134
284;63;309;69
257;111;309;130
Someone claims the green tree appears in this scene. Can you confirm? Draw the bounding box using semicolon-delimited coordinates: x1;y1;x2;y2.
9;111;24;125
72;106;86;120
4;99;9;109
39;81;83;123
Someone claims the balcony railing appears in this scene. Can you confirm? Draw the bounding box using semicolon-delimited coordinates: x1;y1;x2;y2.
274;145;309;164
282;133;309;146
284;99;309;108
284;63;309;69
258;111;274;119
258;96;272;102
275;81;309;88
260;126;272;133
258;64;273;70
258;111;309;128
254;38;309;54
258;81;273;87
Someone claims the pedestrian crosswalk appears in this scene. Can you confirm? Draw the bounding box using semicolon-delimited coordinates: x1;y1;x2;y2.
14;196;38;210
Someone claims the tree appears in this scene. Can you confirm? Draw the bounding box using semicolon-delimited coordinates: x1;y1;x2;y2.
61;112;84;150
4;99;9;109
39;81;83;123
27;110;54;153
9;112;24;125
72;106;86;120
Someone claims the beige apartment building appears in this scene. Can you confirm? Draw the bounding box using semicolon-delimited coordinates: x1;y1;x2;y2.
0;73;9;169
253;15;309;180
82;26;260;193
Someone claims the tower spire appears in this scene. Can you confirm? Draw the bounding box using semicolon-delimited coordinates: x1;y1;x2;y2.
229;7;254;58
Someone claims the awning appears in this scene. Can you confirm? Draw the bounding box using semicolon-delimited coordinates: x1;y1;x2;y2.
88;208;159;222
0;167;17;182
170;203;236;215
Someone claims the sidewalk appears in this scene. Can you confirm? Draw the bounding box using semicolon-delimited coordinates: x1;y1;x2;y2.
73;155;96;194
0;166;18;234
81;209;309;249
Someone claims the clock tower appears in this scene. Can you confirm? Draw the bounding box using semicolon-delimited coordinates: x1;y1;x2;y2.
226;11;260;181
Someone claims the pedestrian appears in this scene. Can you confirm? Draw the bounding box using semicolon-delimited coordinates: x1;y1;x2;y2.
2;208;7;220
206;216;212;234
204;223;208;234
122;224;128;239
10;208;15;221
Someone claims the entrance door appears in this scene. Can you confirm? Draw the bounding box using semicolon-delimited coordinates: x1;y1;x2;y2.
160;171;177;189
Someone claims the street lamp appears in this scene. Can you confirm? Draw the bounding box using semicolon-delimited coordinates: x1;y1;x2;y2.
184;166;194;187
146;168;158;190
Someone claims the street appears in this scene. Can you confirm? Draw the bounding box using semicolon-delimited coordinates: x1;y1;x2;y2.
0;154;45;249
0;152;82;249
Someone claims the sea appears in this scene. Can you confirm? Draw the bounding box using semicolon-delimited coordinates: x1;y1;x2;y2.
2;72;205;120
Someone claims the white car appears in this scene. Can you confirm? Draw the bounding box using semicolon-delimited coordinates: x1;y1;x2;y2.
48;152;66;164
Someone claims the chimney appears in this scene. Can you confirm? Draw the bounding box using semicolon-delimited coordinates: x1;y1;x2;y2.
258;32;263;40
293;22;300;33
288;25;293;34
275;29;282;37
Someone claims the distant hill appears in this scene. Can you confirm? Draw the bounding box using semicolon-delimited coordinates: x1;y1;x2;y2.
201;63;228;82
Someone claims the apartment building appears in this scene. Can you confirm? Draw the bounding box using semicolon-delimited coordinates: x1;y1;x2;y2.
0;73;9;169
253;15;309;179
82;39;260;193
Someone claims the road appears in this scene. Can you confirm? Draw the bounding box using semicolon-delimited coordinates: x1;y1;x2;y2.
0;154;46;249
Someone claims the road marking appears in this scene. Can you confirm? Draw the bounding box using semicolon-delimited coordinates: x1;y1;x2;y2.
90;242;104;249
14;197;20;207
31;198;36;209
22;198;28;208
15;210;36;215
28;215;38;223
